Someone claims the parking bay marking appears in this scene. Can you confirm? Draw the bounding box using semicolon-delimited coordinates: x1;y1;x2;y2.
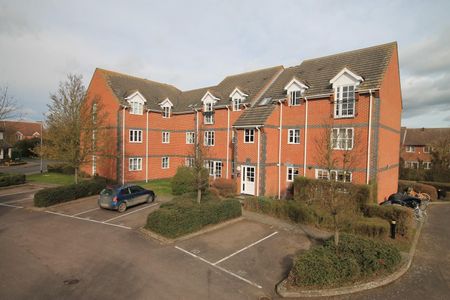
0;202;23;208
72;207;100;216
4;196;34;204
175;246;263;289
45;210;132;230
102;203;158;223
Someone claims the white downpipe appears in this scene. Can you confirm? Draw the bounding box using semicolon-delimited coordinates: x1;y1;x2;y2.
226;106;230;179
145;110;149;183
257;127;261;197
303;97;308;176
277;100;283;199
366;90;373;184
122;106;126;185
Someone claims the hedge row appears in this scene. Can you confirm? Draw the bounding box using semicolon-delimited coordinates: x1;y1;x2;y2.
398;180;438;200
146;197;242;238
353;217;389;239
0;173;26;187
34;178;110;207
362;204;413;238
288;234;402;288
419;181;450;192
211;178;237;198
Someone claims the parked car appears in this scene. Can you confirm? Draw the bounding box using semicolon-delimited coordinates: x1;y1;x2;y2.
98;184;155;213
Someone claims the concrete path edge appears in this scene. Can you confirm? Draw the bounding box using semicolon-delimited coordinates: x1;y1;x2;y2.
276;216;426;298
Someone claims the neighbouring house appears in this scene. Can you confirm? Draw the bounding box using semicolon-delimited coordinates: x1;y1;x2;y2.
82;42;402;203
0;120;42;142
400;127;450;170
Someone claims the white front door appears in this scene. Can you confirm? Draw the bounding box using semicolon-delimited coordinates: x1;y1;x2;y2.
241;165;256;195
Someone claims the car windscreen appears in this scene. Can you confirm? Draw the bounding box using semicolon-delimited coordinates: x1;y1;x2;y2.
100;188;115;196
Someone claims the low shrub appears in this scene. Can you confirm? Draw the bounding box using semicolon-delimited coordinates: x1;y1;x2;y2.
419;181;450;192
0;173;26;187
146;197;241;238
33;178;110;207
171;166;195;195
288;234;401;288
398;180;438;201
211;178;237;198
47;163;75;175
353;217;389;239
362;204;413;238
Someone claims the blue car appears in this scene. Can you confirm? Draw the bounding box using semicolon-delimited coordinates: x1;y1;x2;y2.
98;184;156;213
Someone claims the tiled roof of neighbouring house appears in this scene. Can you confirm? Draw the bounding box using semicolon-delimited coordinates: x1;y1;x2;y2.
0;120;42;137
401;127;450;146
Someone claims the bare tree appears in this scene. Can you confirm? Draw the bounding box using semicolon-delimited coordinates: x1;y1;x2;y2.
311;120;364;246
0;85;20;121
430;135;450;182
42;74;109;183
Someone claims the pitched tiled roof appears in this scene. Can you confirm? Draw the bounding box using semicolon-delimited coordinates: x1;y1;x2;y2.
0;120;42;137
401;127;450;146
233;105;276;127
261;42;396;100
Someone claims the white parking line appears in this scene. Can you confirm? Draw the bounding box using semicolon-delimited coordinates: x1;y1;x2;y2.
102;203;158;223
175;246;262;289
72;207;100;216
0;190;38;197
0;202;23;208
213;231;278;265
5;196;34;204
45;210;131;230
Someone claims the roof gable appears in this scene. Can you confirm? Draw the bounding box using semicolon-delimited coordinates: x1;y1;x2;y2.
329;67;364;87
159;98;173;108
229;87;248;99
201;91;220;104
284;77;309;92
124;90;147;103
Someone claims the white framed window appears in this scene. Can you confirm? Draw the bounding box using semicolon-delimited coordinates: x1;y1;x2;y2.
186;132;195;144
423;162;432;169
289;90;301;106
332;128;354;150
232;98;241;111
204;131;215;146
334;85;355;118
162;131;170;143
288;129;300;144
423;146;431;153
162;106;171;118
405;161;419;169
315;169;330;180
406;146;415;153
287;167;299;182
130;101;144;115
204;160;222;179
129;157;142;171
204;102;214;124
244;129;255;143
161;157;169;169
185;157;194;167
315;169;352;182
129;129;143;143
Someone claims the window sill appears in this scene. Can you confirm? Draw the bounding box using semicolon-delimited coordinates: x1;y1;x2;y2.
333;115;355;119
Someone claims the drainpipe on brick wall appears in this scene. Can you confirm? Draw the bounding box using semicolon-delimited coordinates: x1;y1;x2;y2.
146;109;149;183
366;89;373;184
303;97;308;176
257;126;261;197
277;100;283;199
122;106;126;185
226;105;230;179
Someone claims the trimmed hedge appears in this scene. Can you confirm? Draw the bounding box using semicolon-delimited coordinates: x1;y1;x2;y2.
0;173;26;187
47;163;75;175
398;180;438;201
419;181;450;192
288;234;402;288
362;204;413;238
353;217;389;239
211;178;237;198
146;197;242;238
34;178;110;207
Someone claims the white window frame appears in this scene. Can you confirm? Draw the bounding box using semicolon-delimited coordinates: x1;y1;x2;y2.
204;102;214;124
162;131;170;144
161;157;169;169
186;132;195;144
334;85;355;118
315;169;352;182
232;98;241;111
185;157;194;167
423;146;431;153
287;167;299;182
405;161;419;169
288;129;300;144
289;90;301;106
204;160;222;179
423;162;432;169
129;129;143;143
331;128;354;150
244;129;255;143
204;131;215;146
129;157;143;171
406;146;415;153
162;106;171;118
130;101;144;115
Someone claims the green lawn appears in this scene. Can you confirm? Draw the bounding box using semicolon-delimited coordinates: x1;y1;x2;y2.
27;172;77;186
139;178;172;196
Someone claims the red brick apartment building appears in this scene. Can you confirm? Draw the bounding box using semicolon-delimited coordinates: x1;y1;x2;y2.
82;42;402;203
400;127;450;169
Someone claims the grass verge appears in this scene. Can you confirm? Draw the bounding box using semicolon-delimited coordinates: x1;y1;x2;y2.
27;172;78;186
139;178;172;196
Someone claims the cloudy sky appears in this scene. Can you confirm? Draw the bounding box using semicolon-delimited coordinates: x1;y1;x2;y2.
0;0;449;127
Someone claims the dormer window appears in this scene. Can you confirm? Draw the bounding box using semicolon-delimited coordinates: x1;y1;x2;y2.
330;68;363;119
159;98;174;119
284;78;308;106
125;91;147;116
204;102;214;124
232;98;242;111
229;88;248;112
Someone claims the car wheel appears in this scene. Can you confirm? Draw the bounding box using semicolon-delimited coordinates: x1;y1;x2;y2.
118;202;127;213
146;194;155;203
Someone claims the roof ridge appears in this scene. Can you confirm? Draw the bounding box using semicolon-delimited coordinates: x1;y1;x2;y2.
301;42;397;64
97;68;181;92
221;65;284;79
181;85;216;93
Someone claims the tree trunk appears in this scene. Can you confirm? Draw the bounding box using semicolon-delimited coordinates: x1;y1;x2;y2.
333;212;339;247
197;188;201;204
74;167;78;184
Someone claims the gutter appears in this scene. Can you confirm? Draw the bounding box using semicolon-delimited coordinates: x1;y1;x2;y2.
121;105;127;185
